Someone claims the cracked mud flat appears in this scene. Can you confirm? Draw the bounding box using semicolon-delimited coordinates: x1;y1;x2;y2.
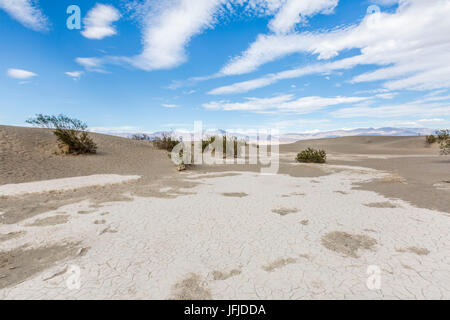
0;168;450;299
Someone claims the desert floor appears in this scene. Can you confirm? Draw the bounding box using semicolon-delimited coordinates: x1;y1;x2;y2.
0;125;449;299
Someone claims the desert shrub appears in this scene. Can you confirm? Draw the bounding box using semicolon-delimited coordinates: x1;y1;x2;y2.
153;134;180;152
26;114;97;154
132;133;152;141
425;135;437;144
296;148;327;163
440;139;450;155
201;135;245;158
439;132;450;156
436;129;449;142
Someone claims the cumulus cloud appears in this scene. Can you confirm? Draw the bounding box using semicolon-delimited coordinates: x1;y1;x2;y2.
213;0;450;94
0;0;48;31
203;94;369;114
81;4;121;40
7;68;37;79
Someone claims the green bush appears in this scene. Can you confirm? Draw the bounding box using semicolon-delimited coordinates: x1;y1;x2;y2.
438;130;450;155
201;135;245;158
436;129;449;142
425;135;437;144
132;133;152;141
296;148;327;163
441;139;450;155
26;114;97;154
153;134;180;152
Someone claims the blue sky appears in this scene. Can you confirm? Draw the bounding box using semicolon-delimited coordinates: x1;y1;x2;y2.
1;0;449;134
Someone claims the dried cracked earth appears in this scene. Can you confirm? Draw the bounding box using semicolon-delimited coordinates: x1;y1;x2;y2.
1;165;449;299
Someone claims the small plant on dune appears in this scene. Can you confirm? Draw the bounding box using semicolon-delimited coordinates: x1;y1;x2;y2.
296;148;327;164
26;114;97;154
153;133;180;152
425;134;437;144
436;129;449;143
202;135;245;158
131;133;152;141
439;130;450;155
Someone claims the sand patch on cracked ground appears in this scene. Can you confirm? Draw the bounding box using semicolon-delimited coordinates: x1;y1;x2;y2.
221;192;248;198
321;231;377;258
378;173;407;184
26;215;69;227
0;175;141;197
171;274;212;300
0;177;197;224
364;201;400;209
212;269;242;281
262;258;297;272
300;220;309;226
397;247;430;256
272;208;299;216
0;243;80;289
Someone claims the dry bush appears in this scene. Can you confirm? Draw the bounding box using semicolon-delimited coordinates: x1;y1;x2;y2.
153;134;180;152
441;137;450;155
436;129;449;142
296;148;327;163
26;114;97;155
425;135;437;144
202;135;245;158
131;133;152;141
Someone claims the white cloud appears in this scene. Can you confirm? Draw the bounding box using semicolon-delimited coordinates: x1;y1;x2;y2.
203;94;369;114
214;0;450;93
162;104;179;108
7;68;37;79
268;0;337;34
77;0;340;73
0;0;48;31
81;4;120;40
209;59;356;94
90;126;143;134
332;101;450;119
370;0;399;6
77;0;223;72
75;57;106;73
417;118;445;124
122;0;223;71
65;71;84;80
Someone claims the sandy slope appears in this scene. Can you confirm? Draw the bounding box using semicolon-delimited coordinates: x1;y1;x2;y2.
0;125;174;184
0;126;449;299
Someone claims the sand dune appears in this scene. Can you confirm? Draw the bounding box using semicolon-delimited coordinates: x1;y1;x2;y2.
280;135;440;155
0;125;174;185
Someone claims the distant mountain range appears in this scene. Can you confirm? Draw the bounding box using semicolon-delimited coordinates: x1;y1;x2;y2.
94;127;436;144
